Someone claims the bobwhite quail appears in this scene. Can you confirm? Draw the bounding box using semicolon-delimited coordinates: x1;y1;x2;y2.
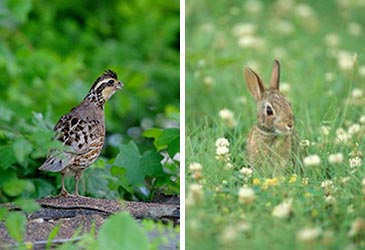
39;70;123;197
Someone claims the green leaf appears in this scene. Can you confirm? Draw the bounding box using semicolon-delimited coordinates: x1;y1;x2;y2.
0;145;16;169
0;207;9;221
142;128;163;139
167;136;180;158
46;223;61;250
155;128;179;150
12;137;33;166
141;150;164;177
114;142;163;185
98;212;148;250
5;211;26;243
6;0;33;24
3;178;33;197
14;198;40;213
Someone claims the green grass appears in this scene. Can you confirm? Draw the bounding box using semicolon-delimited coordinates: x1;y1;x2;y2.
186;0;365;249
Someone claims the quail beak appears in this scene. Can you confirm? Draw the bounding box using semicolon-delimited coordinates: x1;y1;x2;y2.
116;81;124;90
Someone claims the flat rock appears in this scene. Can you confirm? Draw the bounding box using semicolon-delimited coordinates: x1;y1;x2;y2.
0;196;180;249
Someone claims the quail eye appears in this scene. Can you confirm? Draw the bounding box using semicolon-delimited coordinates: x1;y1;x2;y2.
266;105;274;116
107;80;114;86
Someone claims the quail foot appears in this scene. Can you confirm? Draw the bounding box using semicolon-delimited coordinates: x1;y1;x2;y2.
39;70;123;197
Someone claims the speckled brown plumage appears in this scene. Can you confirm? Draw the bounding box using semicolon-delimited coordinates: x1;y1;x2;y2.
39;70;123;197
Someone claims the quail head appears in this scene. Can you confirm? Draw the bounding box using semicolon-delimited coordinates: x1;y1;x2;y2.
39;70;123;197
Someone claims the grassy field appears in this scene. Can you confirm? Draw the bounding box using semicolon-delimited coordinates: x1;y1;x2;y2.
185;0;365;249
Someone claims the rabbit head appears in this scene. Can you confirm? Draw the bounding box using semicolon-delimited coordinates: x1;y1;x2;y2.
244;60;294;136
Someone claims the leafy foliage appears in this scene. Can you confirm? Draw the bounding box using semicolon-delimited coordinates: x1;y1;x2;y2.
0;0;179;203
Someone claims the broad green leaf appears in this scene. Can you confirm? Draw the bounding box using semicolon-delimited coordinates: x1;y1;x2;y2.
98;212;148;250
155;128;179;150
5;211;26;243
0;207;9;221
141;150;164;177
114;142;163;185
167;136;180;158
12;137;32;166
6;0;32;24
14;198;40;213
3;178;33;197
0;145;16;170
142;128;163;139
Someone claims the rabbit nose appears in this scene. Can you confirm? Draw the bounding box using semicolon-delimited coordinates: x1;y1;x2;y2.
286;124;294;130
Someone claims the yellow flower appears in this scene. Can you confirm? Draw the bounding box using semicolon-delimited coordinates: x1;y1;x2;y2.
289;174;297;183
253;178;261;185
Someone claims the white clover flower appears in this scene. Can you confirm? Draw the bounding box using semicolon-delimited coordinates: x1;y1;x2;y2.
341;176;350;184
218;109;237;128
362;178;365;187
351;88;363;98
335;128;350;143
324;72;335;82
236;96;247;104
275;0;294;13
216;146;229;156
337;51;356;71
188;162;203;180
321;180;337;194
328;153;343;164
271;199;292;219
297;227;321;242
238;186;255;204
295;3;315;19
188;184;203;203
215;137;230;148
359;115;365;124
324;195;336;205
203;76;215;88
220;225;237;243
324;33;340;47
348;123;361;135
236;221;252;232
359;66;365;77
303;155;321;167
348;218;365;237
348;22;362;36
232;22;256;36
280;82;291;93
188;162;202;172
272;20;294;35
243;0;263;14
240;167;253;177
197;59;206;67
225;162;234;170
349;156;361;168
238;36;266;50
320;126;331;136
300;139;310;147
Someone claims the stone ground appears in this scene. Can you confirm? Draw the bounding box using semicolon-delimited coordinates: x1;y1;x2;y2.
0;195;180;249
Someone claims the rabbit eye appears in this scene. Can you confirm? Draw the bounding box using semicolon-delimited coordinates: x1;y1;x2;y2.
266;105;274;116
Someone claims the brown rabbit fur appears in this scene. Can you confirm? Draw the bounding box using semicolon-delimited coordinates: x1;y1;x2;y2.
245;60;300;174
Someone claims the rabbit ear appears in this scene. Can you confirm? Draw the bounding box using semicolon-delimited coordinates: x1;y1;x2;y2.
244;66;265;100
270;60;280;89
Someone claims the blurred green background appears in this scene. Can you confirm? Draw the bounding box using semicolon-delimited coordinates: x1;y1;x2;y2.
0;0;180;202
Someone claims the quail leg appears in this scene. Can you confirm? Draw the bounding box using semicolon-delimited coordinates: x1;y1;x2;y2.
74;171;83;197
58;173;71;197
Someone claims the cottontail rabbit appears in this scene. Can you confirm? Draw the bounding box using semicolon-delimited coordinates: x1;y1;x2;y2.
244;60;300;173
